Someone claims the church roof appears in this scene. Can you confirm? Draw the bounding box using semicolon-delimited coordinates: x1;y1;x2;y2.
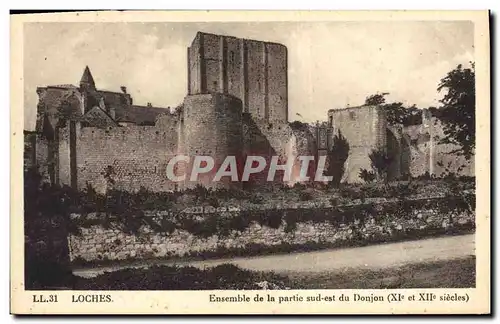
48;84;78;89
115;105;168;125
82;106;119;128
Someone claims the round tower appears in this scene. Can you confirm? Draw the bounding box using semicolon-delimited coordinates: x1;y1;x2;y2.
182;93;243;189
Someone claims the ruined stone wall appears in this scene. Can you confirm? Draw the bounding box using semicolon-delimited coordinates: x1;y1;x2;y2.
68;200;474;263
427;116;474;177
36;86;84;132
328;106;387;183
403;124;431;177
34;135;53;183
73;123;178;193
24;132;37;171
58;125;72;186
242;118;318;184
402;115;474;178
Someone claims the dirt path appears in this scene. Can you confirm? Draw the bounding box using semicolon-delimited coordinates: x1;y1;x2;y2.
73;234;475;278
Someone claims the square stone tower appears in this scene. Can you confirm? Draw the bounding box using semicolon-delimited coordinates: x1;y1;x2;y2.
187;31;288;123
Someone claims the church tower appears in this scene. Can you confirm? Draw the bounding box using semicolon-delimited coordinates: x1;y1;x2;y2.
79;66;97;114
80;66;96;90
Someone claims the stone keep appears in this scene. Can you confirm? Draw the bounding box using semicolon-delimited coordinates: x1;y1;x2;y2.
188;32;288;123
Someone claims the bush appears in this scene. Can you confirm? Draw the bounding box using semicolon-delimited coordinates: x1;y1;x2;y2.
369;148;393;182
299;190;314;201
325;130;350;187
249;194;264;204
359;169;376;183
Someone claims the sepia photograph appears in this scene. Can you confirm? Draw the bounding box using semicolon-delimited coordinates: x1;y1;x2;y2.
11;10;490;314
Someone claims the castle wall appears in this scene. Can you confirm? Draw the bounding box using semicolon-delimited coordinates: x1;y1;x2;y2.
68;198;474;263
74;124;179;193
35;135;54;183
58;126;72;186
242;119;317;184
183;93;243;189
403;124;431;177
328;106;386;183
24;132;37;171
403;115;474;178
36;87;84;131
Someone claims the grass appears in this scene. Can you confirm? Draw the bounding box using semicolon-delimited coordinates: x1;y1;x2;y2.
65;256;476;290
285;256;476;289
70;263;289;290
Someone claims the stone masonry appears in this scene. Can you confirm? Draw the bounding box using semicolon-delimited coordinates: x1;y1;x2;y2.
25;31;474;192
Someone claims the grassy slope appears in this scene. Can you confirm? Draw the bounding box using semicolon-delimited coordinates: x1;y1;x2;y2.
286;256;476;289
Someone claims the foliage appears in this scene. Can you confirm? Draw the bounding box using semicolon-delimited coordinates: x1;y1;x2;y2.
364;93;389;106
364;93;422;126
299;190;314;201
325;130;350;187
288;120;310;131
24;166;74;289
359;169;376;183
368;148;393;182
436;63;475;160
73;191;475;240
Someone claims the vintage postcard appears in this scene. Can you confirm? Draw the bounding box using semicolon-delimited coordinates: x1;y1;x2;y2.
10;10;490;315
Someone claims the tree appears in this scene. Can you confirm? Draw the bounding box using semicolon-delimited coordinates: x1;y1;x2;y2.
325;130;350;187
365;92;389;106
436;63;475;160
364;93;422;126
369;147;393;182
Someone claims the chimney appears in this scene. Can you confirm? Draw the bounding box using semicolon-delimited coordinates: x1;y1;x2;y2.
147;102;152;108
120;86;127;94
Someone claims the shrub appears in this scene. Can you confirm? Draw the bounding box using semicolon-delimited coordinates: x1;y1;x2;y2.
249;194;264;204
289;120;309;131
284;211;298;233
359;169;376;183
299;190;314;201
325;130;350;187
369;148;393;182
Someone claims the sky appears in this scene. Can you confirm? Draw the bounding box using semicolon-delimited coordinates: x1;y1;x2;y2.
23;21;474;130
